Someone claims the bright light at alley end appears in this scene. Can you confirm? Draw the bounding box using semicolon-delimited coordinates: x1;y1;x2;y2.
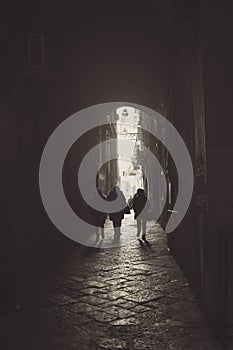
39;102;194;248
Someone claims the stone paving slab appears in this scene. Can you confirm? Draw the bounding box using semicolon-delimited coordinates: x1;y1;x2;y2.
0;221;223;349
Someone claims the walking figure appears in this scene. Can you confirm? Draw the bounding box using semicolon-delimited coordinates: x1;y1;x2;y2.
128;195;133;209
132;188;150;241
107;186;127;241
93;188;107;241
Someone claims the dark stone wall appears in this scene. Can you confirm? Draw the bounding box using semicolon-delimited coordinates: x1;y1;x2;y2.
167;1;209;317
200;0;233;336
0;95;19;302
168;0;233;337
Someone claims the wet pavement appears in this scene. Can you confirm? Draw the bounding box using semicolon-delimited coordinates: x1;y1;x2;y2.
0;216;222;349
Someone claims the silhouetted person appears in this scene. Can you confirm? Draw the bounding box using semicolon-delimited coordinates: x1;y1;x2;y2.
93;188;107;240
128;195;133;209
107;186;127;241
132;188;150;241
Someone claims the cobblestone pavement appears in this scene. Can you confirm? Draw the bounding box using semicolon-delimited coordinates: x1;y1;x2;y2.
1;216;222;349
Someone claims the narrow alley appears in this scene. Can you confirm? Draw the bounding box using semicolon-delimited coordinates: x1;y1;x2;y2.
1;1;233;349
1;219;221;350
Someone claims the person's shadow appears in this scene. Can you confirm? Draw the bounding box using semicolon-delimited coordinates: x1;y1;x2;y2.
138;238;153;251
